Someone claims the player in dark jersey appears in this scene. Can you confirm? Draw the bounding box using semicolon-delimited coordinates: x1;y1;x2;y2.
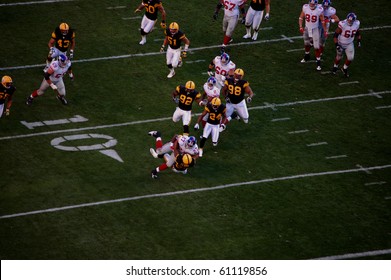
134;0;166;45
151;153;194;179
0;76;16;118
172;81;202;135
45;23;75;71
195;97;227;157
243;0;271;41
160;22;190;78
221;68;254;127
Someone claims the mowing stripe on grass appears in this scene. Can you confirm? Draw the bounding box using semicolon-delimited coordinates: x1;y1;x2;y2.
1;164;390;219
1;90;390;141
1;25;389;71
312;248;391;260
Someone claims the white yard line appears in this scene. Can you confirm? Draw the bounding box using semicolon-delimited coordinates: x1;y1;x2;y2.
1;90;390;141
312;248;391;260
1;163;390;219
0;0;74;7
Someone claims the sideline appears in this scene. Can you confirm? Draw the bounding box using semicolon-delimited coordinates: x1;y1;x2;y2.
1;163;390;219
1;90;390;141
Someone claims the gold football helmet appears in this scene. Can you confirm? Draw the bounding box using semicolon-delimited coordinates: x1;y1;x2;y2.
185;80;195;91
211;97;221;109
59;22;69;35
169;22;179;34
234;68;244;81
182;154;193;166
1;76;12;88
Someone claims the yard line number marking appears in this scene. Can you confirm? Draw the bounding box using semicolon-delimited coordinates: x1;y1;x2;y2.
1;163;390;220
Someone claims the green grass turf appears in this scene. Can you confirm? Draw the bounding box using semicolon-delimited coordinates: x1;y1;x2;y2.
0;0;390;259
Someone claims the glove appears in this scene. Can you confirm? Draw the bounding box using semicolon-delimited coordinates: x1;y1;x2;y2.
323;30;328;38
160;21;166;29
264;13;270;20
199;100;207;106
358;41;361;48
299;27;304;34
69;73;74;81
247;96;252;103
213;12;218;20
173;96;179;104
194;123;199;130
5;108;10;116
134;8;141;13
182;51;187;58
49;47;55;56
50;83;57;90
170;142;175;151
160;45;165;53
69;50;74;59
241;17;245;24
207;70;214;76
335;43;342;52
225;96;231;103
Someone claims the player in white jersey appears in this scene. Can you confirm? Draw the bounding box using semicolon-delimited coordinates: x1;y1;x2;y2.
195;76;221;128
332;13;361;77
26;54;73;105
148;131;199;168
298;0;327;71
243;0;271;41
319;0;339;56
214;0;246;50
207;52;236;89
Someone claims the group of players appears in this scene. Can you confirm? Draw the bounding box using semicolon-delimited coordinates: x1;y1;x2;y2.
0;1;362;180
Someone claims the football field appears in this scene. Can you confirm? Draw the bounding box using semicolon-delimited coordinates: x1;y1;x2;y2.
0;0;391;260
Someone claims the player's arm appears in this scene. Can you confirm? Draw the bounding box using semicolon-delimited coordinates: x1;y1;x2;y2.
320;14;327;35
181;36;190;57
48;38;56;49
134;3;145;13
245;85;254;103
299;11;305;33
355;29;361;47
213;0;224;19
333;26;342;44
331;13;339;24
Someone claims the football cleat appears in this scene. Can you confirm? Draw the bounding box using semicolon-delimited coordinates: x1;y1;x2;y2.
332;66;338;74
316;60;321;71
26;96;34;105
219;124;226;132
149;148;158;158
56;94;68;105
341;67;349;77
301;53;310;63
198;148;203;157
151;169;158;179
243;33;251;39
167;69;175;78
231;111;240;120
148;131;161;138
139;36;146;45
252;32;258;41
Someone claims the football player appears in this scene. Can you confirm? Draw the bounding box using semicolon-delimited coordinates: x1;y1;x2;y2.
45;22;75;71
196;76;221;128
148;131;196;179
221;68;254;128
207;52;236;89
332;12;361;77
319;0;339;56
214;0;246;51
243;0;271;41
298;0;327;71
0;76;16;118
194;97;227;157
134;0;166;45
172;81;202;135
27;54;73;106
160;22;190;78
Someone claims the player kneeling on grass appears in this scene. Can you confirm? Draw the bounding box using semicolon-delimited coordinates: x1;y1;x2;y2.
194;97;227;157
